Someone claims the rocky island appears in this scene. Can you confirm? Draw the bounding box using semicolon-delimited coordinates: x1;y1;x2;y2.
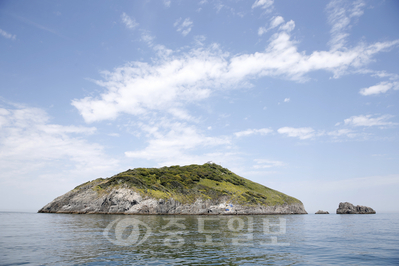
315;210;329;214
336;202;376;214
39;163;307;215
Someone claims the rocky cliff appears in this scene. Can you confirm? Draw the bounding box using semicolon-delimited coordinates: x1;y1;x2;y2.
336;202;376;214
38;163;307;215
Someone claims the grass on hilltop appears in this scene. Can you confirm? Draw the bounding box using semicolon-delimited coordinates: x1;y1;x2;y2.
76;163;301;206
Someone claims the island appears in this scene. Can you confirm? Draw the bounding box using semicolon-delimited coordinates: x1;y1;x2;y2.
336;202;376;214
38;162;307;215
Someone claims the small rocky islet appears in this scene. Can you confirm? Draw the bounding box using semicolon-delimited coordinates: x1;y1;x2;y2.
38;163;307;215
336;202;376;214
315;202;376;215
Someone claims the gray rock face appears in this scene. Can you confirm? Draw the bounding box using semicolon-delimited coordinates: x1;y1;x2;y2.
336;202;376;214
38;182;307;215
315;210;329;214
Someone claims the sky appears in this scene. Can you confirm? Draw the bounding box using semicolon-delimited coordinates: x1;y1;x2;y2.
1;0;399;213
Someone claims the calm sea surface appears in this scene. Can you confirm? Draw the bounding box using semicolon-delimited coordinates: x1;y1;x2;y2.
0;212;398;265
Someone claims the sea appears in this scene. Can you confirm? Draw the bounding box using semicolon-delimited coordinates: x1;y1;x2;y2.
0;212;398;265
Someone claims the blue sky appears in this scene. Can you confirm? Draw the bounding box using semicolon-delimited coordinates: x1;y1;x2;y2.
1;0;399;213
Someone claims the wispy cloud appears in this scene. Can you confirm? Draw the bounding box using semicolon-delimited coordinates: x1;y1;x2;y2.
276;127;360;141
194;35;206;46
121;13;138;29
359;81;399;96
344;114;397;127
326;0;366;50
253;159;285;169
0;104;117;178
0;103;120;211
72;27;399;123
140;30;155;46
71;4;399;168
280;20;295;32
226;32;399;81
163;0;171;8
174;18;193;36
252;0;273;10
258;16;285;36
327;129;356;138
234;128;272;138
72;47;219;123
11;14;68;40
271;16;285;28
139;29;175;59
277;127;315;140
125;122;230;166
0;28;16;40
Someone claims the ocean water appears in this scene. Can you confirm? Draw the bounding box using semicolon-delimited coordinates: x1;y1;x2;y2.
0;212;398;265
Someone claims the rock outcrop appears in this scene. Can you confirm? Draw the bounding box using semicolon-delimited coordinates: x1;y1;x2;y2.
315;210;329;214
38;163;307;215
336;202;376;214
38;186;307;215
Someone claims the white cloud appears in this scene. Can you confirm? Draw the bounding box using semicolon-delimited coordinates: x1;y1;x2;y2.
234;128;273;138
344;114;397;127
359;81;399;96
258;16;285;36
253;159;284;169
277;127;315;139
258;16;288;36
252;0;273;10
326;0;366;50
125;122;230;166
284;98;290;102
174;18;193;36
270;16;285;28
0;105;118;180
121;13;138;29
0;28;16;40
0;104;121;211
258;27;267;36
356;69;399;80
279;20;295;32
327;129;356;138
226;32;399;81
72;47;224;123
72;17;399;124
140;30;155;47
371;71;399;80
194;35;206;46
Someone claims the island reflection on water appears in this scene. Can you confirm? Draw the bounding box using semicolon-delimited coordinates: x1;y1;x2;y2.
55;214;305;265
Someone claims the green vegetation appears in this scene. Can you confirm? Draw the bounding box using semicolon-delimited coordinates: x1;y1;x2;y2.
88;163;301;206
